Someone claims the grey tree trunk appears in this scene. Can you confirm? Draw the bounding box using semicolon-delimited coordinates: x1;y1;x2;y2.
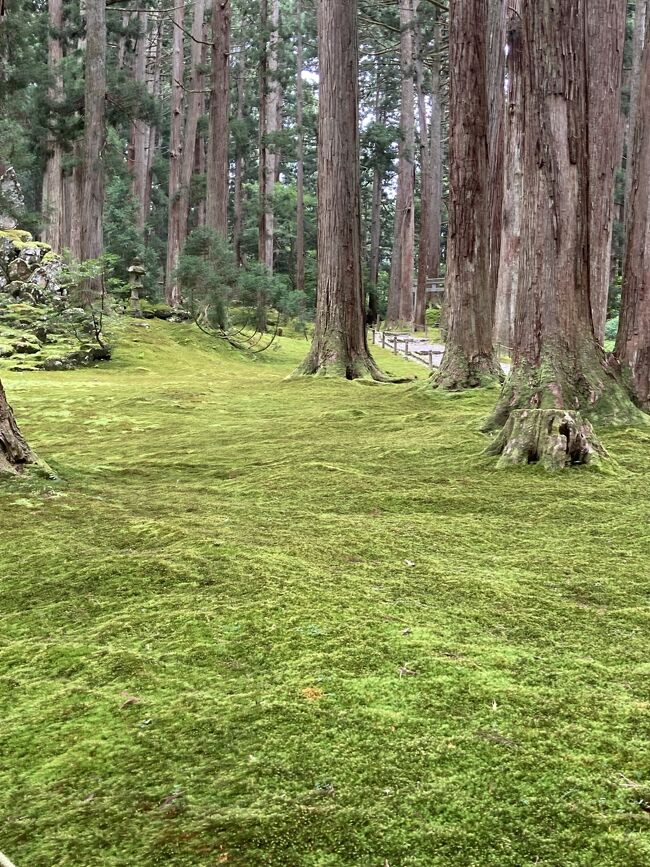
414;1;431;330
258;0;281;272
233;59;246;266
41;0;64;250
486;0;507;327
295;0;305;296
165;0;184;306
130;9;150;235
80;0;106;304
494;0;523;348
428;24;442;280
386;0;416;328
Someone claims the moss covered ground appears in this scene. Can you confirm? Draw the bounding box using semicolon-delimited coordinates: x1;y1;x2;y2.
2;321;650;866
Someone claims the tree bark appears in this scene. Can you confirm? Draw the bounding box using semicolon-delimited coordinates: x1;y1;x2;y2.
178;0;206;252
428;24;442;280
165;0;184;307
294;0;386;380
145;21;164;235
258;0;281;273
386;0;416;329
487;0;641;466
206;0;231;239
487;0;507;330
0;380;38;476
233;58;246;266
494;0;523;348
437;0;500;389
41;0;64;251
80;0;106;304
625;0;647;221
615;5;650;410
295;0;305;296
130;9;149;235
414;1;431;330
587;0;627;343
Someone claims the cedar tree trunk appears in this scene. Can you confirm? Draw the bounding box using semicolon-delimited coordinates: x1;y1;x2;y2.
294;0;386;380
386;0;416;329
486;0;641;468
437;0;501;388
587;0;626;343
615;5;650;410
206;0;231;239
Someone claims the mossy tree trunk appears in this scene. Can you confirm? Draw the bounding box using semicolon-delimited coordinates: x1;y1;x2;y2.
615;3;650;410
437;0;501;390
486;0;642;466
0;380;37;476
294;0;386;380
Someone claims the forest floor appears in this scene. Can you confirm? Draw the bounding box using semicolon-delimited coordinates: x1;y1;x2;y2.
2;321;650;867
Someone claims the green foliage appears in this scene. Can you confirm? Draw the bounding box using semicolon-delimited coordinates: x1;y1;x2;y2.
605;316;620;342
177;228;239;329
426;306;442;328
2;322;650;865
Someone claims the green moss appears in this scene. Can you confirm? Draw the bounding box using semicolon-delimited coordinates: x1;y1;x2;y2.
0;228;33;244
2;322;650;865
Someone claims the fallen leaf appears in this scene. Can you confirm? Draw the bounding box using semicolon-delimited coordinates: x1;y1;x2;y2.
302;687;325;701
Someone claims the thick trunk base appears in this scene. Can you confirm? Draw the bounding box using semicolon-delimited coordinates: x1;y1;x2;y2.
0;414;39;477
291;337;406;383
486;408;607;470
435;347;503;390
483;351;645;433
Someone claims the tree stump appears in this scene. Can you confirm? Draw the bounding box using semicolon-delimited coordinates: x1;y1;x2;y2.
486;409;608;470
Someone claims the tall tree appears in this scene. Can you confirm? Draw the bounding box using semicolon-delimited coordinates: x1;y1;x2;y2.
80;0;107;303
165;0;184;306
486;0;639;469
587;0;627;343
129;8;150;235
179;0;207;250
206;0;231;239
437;0;500;388
0;380;38;476
386;0;416;328
427;20;442;281
41;0;64;250
258;0;281;272
295;0;305;296
486;0;507;330
615;3;650;410
494;0;523;348
414;1;431;330
625;0;647;219
295;0;385;379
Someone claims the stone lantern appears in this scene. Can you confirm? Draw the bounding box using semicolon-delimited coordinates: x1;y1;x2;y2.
127;256;146;317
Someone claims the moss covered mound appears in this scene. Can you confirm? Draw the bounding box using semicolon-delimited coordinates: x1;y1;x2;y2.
1;322;650;865
0;297;111;372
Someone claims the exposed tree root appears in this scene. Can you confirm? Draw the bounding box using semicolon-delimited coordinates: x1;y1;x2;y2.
486;408;607;470
291;341;412;383
434;346;503;390
483;351;645;434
